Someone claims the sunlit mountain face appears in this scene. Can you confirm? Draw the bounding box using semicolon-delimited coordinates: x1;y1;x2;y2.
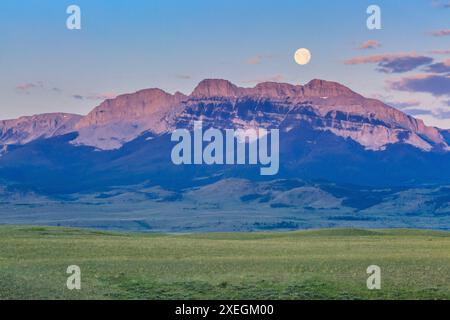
1;79;450;232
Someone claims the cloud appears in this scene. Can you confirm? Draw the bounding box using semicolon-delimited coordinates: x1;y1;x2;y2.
423;108;450;120
247;55;263;65
16;81;116;102
16;83;38;91
403;108;434;116
411;102;450;129
244;74;286;84
345;53;414;65
402;107;450;121
86;92;118;100
424;59;450;73
15;82;64;96
378;56;433;73
344;53;433;73
387;99;422;109
430;29;450;37
175;74;191;80
381;97;450;124
15;82;44;94
438;109;450;118
366;95;422;111
357;40;381;50
388;74;450;96
246;54;273;65
72;92;117;101
431;0;450;8
429;50;450;55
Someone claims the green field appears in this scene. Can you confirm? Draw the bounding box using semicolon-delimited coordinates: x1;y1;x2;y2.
0;226;449;300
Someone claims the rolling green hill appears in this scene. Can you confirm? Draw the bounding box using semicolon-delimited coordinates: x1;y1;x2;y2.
0;226;448;300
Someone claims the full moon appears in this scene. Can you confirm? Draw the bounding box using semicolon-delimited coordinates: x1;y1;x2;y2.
294;48;311;65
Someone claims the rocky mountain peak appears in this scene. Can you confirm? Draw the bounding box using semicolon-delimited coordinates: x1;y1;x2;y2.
302;79;359;98
1;79;448;153
190;79;359;100
0;113;82;146
191;79;240;98
75;88;186;130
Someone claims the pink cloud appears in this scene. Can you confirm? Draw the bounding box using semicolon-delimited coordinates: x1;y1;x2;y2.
357;40;381;50
430;29;450;37
247;55;263;65
15;82;44;93
429;50;450;55
344;53;434;73
344;53;419;65
246;54;273;65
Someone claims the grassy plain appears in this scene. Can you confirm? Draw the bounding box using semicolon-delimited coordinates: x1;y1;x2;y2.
0;226;448;299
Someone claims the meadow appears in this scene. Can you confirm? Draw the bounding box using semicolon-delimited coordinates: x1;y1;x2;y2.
0;226;448;300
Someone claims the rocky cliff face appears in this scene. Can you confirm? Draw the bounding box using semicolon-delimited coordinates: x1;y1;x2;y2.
0;79;447;152
190;79;358;99
0;113;82;146
72;88;187;149
178;79;448;151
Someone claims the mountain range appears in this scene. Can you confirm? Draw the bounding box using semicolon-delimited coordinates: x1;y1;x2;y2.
1;79;449;231
2;79;449;152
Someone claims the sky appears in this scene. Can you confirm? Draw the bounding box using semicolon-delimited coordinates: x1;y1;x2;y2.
0;0;449;127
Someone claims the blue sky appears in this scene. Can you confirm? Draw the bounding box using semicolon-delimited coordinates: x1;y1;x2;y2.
1;0;449;127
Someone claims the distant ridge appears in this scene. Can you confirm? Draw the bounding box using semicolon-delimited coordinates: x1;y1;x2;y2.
0;79;447;151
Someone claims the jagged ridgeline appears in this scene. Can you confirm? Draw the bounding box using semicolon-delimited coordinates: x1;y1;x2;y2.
1;79;450;193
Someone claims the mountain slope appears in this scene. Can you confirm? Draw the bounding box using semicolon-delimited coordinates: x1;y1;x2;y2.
0;79;450;194
1;79;445;152
0;113;82;149
73;89;187;149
